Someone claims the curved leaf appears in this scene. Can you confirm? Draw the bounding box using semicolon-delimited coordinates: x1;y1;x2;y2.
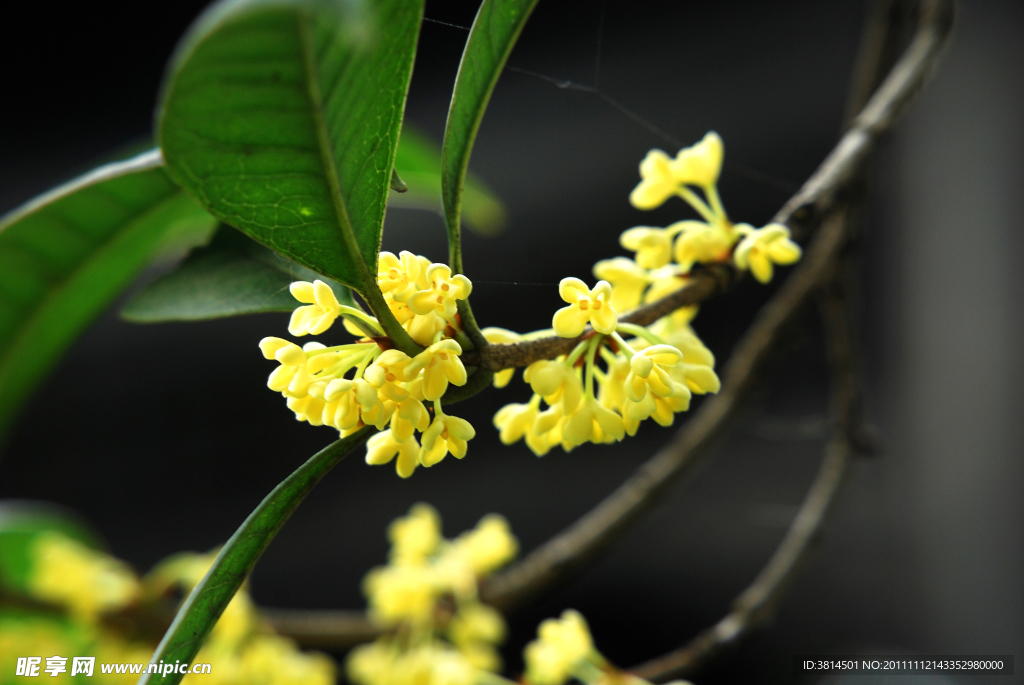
158;0;425;300
390;127;506;236
141;428;372;685
121;226;356;322
0;151;216;439
442;0;539;269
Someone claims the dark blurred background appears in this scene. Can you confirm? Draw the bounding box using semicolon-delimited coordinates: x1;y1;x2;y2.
1;1;1022;683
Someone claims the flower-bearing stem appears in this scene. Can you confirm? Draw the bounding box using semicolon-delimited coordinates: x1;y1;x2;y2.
338;305;384;335
565;339;591;367
675;186;717;223
705;184;728;221
584;336;601;397
609;331;637;358
614;323;665;347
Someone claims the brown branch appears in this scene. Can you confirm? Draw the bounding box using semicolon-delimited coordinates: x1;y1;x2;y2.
461;0;953;372
268;0;953;647
263;608;381;649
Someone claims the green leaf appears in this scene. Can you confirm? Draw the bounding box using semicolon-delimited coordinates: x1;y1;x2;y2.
141;428;372;685
158;0;425;300
0;150;217;438
0;501;104;594
442;0;539;268
121;226;356;322
390;126;506;236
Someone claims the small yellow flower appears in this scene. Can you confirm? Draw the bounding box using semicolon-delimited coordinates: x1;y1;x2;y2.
523;360;582;414
420;413;476;466
288;280;343;336
405;311;449;347
366;429;421;479
523;610;596;685
671;220;736;272
377;251;429;302
406;340;468;401
451;515;518;577
552;278;617;337
409;264;473;320
388;504;442;567
619;226;673;268
592;257;648;312
733;223;802;283
363;564;439;625
260;337;312;396
239;635;336;685
481;327;521;388
493;401;539;445
629;132;724;209
624;344;689;402
389;397;431;442
562;396;625;448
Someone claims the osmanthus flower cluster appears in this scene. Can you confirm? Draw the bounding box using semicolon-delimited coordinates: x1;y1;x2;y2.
1;532;332;685
491;132;800;455
259;133;802;471
260;252;476;478
346;504;519;685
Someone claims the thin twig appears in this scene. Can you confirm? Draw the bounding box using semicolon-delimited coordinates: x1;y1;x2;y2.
269;0;953;645
263;609;381;649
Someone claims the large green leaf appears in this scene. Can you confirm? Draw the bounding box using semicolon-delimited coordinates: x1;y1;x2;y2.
442;0;539;269
121;226;357;322
158;0;425;301
0;150;216;439
141;428;371;685
391;127;506;236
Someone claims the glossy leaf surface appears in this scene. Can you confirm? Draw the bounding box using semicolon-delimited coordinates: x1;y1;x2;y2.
122;226;354;322
0;151;216;438
159;0;425;295
140;429;371;685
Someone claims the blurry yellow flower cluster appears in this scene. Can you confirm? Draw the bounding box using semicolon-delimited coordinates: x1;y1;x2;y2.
0;532;330;685
260;253;477;478
522;610;693;685
347;505;518;685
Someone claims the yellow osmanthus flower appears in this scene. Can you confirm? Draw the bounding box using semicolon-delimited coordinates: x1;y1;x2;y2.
733;223;802;283
378;251;430;302
624;344;689;402
523;360;582;414
363;563;440;626
366;429;422;479
553;278;617;337
406;340;468;402
388;503;442;567
237;635;336;685
288;280;344;336
523;610;598;685
451;514;518;577
629;131;724;209
562;396;625;449
420;407;477;467
671;219;736;272
409;264;473;320
28;532;139;623
618;226;673;269
592;257;648;313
